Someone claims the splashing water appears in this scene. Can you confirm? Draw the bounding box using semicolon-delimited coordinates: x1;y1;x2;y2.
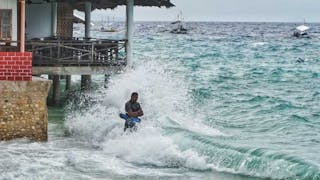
2;22;320;179
65;60;224;172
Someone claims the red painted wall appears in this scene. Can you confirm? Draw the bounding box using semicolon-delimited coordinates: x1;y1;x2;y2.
0;52;32;81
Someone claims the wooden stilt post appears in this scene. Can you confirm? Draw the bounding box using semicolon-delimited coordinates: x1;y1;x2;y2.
104;74;110;88
66;75;71;91
52;75;60;106
126;0;134;66
85;1;91;39
47;75;53;104
81;75;91;90
51;2;57;37
81;1;92;90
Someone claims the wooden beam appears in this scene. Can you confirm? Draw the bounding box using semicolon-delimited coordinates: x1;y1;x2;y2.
32;66;123;75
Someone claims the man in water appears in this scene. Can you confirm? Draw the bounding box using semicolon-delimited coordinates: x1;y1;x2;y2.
124;92;143;131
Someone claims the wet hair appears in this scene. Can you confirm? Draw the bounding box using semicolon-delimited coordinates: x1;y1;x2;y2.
131;92;138;97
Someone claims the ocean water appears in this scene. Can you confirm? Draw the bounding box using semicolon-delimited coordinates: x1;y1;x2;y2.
1;22;320;179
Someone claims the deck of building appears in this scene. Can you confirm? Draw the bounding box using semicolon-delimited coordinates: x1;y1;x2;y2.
1;38;127;75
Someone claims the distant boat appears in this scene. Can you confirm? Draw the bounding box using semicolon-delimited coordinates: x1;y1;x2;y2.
170;12;188;34
170;21;187;34
100;16;118;33
100;27;118;32
293;24;310;38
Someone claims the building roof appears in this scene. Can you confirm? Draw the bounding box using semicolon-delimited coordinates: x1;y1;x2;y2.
57;0;175;11
73;13;95;26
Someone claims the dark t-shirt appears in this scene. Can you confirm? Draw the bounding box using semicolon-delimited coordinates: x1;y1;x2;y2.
125;101;141;113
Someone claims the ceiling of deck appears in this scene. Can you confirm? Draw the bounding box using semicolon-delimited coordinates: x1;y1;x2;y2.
55;0;175;11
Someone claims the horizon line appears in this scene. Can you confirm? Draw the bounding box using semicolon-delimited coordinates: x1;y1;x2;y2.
92;19;320;23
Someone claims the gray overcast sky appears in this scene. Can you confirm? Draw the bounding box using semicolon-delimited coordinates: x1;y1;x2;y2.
91;0;320;22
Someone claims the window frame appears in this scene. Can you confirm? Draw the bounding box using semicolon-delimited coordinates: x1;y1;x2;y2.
0;9;13;41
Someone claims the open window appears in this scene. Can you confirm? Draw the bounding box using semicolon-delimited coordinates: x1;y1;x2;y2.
0;9;12;41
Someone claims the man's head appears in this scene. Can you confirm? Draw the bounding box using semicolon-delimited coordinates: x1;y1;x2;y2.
130;92;138;102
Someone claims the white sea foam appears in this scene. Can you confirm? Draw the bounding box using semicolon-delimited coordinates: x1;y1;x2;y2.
65;59;224;171
252;42;267;47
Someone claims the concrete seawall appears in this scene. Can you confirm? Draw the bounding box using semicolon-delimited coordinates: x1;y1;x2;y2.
0;77;51;141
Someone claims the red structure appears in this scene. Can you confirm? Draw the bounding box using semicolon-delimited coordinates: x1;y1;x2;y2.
0;0;31;81
0;52;32;81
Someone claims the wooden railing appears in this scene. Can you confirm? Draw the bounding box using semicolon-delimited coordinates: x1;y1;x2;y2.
25;39;127;66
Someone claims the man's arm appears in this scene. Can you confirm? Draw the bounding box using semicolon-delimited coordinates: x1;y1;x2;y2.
136;103;143;117
127;109;138;117
128;108;143;117
137;109;143;116
126;102;143;117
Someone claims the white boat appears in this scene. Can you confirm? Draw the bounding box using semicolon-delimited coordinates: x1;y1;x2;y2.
100;27;118;32
100;16;118;33
293;25;310;38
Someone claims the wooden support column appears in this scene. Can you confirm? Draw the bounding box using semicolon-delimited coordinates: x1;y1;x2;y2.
126;0;134;66
20;0;26;52
66;75;71;91
82;1;92;89
52;75;60;106
85;1;91;39
81;75;91;90
51;2;58;37
104;74;110;88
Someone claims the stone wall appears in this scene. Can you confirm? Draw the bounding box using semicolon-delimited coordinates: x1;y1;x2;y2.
0;77;51;141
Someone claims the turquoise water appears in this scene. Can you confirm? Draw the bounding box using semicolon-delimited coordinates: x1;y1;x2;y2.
1;22;320;179
131;22;320;179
